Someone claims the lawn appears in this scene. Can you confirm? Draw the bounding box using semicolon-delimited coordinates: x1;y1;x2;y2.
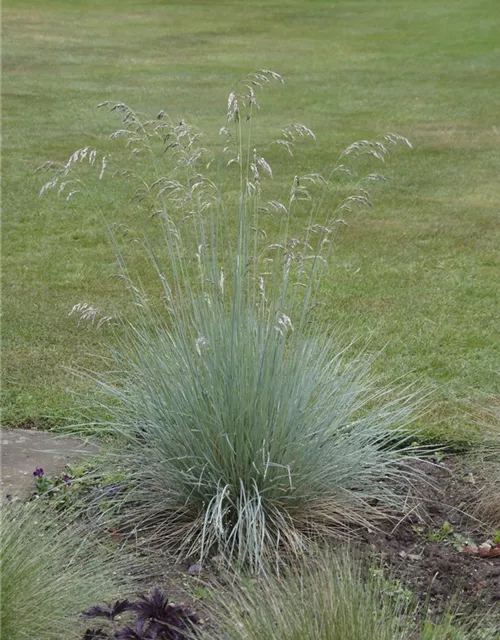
2;0;500;444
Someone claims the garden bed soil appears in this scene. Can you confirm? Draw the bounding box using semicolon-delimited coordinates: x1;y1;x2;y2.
360;458;500;615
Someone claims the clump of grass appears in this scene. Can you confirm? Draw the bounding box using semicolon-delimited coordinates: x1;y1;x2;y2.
465;455;500;531
209;551;411;640
461;408;500;530
0;501;137;640
474;473;500;531
40;70;424;571
470;456;500;530
90;305;424;570
204;551;498;640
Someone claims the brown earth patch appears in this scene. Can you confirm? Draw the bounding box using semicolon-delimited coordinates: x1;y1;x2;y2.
360;458;500;615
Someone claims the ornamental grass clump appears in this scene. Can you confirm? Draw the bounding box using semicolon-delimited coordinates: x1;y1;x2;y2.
209;552;412;640
40;70;423;571
0;501;137;640
207;551;498;640
94;307;423;570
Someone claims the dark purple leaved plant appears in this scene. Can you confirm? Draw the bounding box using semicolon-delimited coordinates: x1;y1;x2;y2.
82;629;109;640
83;600;132;622
81;589;198;640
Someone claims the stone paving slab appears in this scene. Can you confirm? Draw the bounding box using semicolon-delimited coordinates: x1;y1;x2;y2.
0;428;98;501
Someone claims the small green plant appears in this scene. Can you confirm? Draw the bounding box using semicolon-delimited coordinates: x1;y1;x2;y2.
441;521;454;536
449;532;475;552
426;521;454;542
0;501;137;640
425;522;474;551
190;586;212;602
32;465;55;494
492;531;500;545
431;450;446;464
369;569;413;605
30;462;118;515
32;466;72;497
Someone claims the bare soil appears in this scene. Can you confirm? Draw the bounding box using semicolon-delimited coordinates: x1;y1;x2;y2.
361;458;500;615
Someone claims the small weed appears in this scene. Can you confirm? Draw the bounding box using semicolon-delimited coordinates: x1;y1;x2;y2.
191;586;212;602
31;466;74;510
370;569;414;605
431;450;446;464
449;532;475;552
425;522;475;551
425;521;454;542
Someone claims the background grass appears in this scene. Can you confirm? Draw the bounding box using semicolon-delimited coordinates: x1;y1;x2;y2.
2;0;499;443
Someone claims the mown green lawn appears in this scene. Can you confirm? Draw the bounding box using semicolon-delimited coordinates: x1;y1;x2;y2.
2;0;499;443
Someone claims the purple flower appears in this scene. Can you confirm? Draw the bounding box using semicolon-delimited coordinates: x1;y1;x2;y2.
63;474;72;486
33;467;44;478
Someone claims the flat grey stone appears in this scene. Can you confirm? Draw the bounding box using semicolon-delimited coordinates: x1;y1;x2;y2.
187;563;203;575
0;428;98;501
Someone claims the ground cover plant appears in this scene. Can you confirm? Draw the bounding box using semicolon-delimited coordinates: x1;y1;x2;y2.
0;501;138;640
2;0;499;444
